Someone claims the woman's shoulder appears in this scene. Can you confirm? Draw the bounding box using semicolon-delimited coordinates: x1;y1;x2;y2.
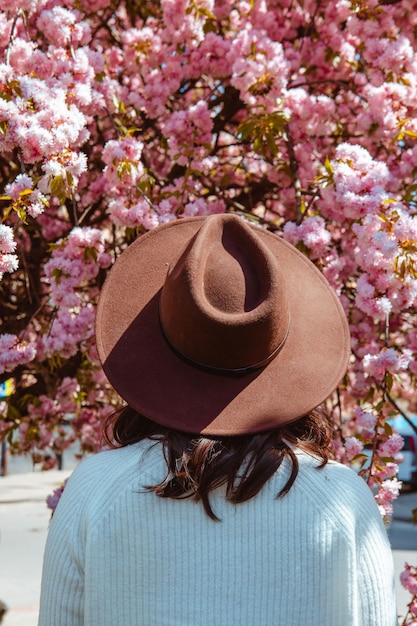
54;441;163;517
73;441;149;471
295;448;369;484
75;439;162;474
292;450;382;516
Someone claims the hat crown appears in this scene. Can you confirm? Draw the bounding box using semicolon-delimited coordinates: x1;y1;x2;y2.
160;215;289;372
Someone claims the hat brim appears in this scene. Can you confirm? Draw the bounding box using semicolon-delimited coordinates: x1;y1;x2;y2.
95;216;350;435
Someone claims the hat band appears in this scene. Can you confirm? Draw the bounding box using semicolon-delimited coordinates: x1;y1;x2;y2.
158;307;291;377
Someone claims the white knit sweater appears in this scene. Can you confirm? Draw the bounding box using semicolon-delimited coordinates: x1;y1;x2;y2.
38;441;397;626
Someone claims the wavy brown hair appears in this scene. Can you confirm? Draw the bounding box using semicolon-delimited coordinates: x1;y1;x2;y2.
103;407;333;521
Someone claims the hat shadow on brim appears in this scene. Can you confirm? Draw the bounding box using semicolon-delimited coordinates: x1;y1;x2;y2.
102;291;265;435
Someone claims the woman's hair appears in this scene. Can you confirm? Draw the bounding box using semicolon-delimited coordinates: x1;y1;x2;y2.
103;407;333;521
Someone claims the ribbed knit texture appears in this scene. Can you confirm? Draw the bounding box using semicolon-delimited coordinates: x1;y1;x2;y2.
38;442;397;626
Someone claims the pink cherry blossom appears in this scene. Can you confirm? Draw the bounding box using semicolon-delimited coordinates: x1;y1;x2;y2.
344;436;364;460
363;348;412;381
46;480;68;514
0;334;36;374
0;225;16;254
379;433;405;458
283;216;331;259
354;407;377;432
374;478;402;518
401;564;417;596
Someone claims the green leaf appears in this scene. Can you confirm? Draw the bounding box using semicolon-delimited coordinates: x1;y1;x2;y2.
17;393;36;409
324;46;332;62
48;354;63;371
6;404;21;420
324;156;333;175
47;239;67;252
352;453;369;463
117;161;133;179
368;121;379;135
363;387;375;403
66;171;74;188
383;421;393;436
16;206;28;223
385;371;393;393
2;205;13;221
405;182;417;202
51;268;63;284
50;175;67;204
83;247;98;262
266;132;278;156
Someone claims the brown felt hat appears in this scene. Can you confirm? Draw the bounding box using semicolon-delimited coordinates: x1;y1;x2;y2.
95;214;350;435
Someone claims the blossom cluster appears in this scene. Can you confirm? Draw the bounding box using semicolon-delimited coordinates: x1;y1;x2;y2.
0;333;36;375
0;224;18;279
340;406;407;518
46;478;68;515
400;564;417;625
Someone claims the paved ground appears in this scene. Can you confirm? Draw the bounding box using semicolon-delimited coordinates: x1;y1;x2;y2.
0;470;72;626
0;454;416;625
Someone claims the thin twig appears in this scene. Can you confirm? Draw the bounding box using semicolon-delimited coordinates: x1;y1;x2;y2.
5;10;21;66
386;393;417;438
285;124;303;223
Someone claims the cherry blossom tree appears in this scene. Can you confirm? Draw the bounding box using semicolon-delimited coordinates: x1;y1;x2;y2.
1;0;417;619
